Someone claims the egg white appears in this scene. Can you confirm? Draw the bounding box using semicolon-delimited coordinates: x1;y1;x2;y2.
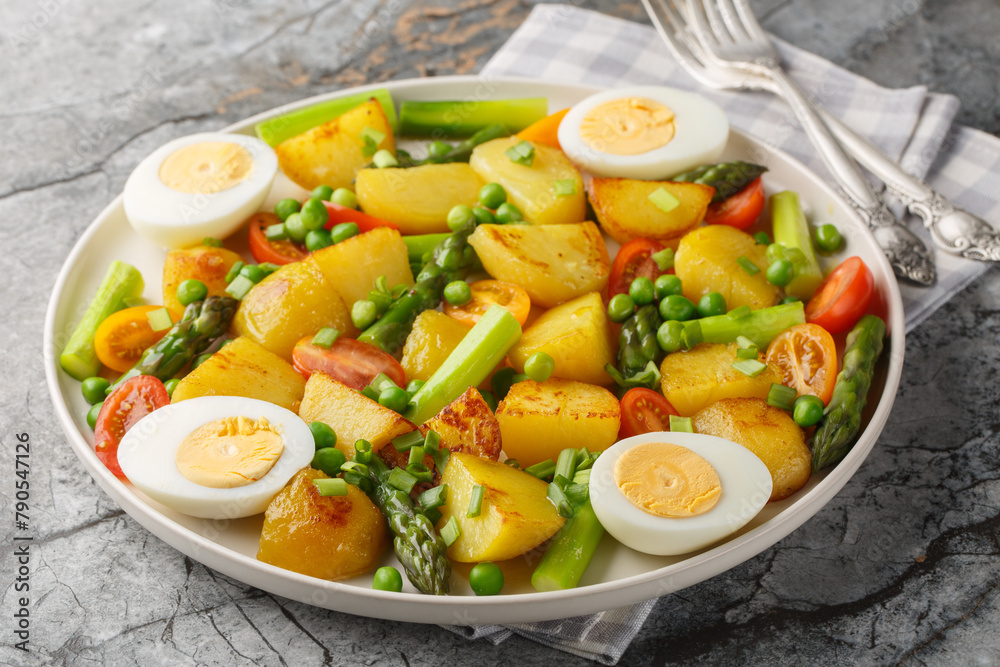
589;431;771;556
557;86;729;179
122;132;278;249
117;396;314;520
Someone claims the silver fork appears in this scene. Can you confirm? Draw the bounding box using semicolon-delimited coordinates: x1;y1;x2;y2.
642;0;1000;265
667;0;937;285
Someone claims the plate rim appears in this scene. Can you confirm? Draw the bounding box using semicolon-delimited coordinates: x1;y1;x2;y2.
43;74;906;625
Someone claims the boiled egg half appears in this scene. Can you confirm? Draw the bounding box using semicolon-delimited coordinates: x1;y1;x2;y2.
558;86;728;179
589;431;771;555
117;396;314;519
123;132;278;248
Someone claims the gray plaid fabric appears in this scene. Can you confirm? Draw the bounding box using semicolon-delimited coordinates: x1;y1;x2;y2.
443;5;1000;663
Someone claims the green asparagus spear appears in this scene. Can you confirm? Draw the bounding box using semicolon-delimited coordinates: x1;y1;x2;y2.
365;455;451;595
672;161;768;203
812;314;887;471
392;124;511;168
605;304;664;390
112;296;238;390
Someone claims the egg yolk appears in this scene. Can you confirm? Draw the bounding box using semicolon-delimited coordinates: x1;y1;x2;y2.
579;97;676;156
175;416;284;488
614;442;721;518
159;142;253;194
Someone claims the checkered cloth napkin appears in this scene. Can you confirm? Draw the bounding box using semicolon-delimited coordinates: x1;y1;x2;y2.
442;4;1000;664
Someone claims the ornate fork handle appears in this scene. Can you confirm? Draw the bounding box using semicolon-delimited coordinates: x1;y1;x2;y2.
847;197;936;286
889;189;1000;262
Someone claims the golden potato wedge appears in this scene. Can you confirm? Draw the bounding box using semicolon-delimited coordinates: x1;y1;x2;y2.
310;226;414;310
162;245;243;313
496;378;620;467
692;398;811;502
400;310;472;382
355;163;483;235
587;177;714;246
275;99;394;191
659;342;782;416
675;224;780;311
171;336;305;412
436;452;565;562
469;137;586;226
298;371;416;458
468;222;610;307
509;292;615;386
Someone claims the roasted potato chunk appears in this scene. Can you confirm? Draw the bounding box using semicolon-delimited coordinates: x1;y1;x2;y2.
587;177;713;246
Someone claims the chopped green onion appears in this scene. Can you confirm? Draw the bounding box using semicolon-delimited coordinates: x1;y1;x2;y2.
340;461;369;478
553;179;577;196
732;359;767;377
736;335;756;349
503;458;519;468
224;261;245;284
423;506;442;525
417;484;448;510
265;223;288;241
406;463;433;483
554;448;577;483
524;459;556;481
408;445;425;467
440;516;462;547
392;430;425;452
311;327;340;348
575;448;592;468
467;484;485;518
369;372;399;394
372;149;398;168
727;305;752;320
572;467;592;485
648;187;680;213
547;481;574;518
652;247;675;271
736;346;759;360
387;467;418;494
681;321;703;350
736;255;761;275
422;430;441;453
504;140;535;166
669;415;693;433
354;439;373;465
360;385;380;401
767;383;798;411
754;231;771;245
202;237;222;247
314;478;348;497
564;482;589;508
146;307;173;332
361;126;386;157
225;275;255;300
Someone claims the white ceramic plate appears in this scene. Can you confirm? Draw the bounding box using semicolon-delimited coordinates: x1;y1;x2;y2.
44;76;905;626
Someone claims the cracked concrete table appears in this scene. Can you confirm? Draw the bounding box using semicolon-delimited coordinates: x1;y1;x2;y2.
2;0;999;664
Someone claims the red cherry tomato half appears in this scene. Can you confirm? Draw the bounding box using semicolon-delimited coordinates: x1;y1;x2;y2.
248;212;308;265
805;256;875;334
292;336;406;391
619;387;679;439
323;202;399;233
608;239;671;299
704;176;765;230
94;375;170;477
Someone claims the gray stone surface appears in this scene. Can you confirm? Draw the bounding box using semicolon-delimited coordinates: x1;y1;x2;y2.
1;0;998;664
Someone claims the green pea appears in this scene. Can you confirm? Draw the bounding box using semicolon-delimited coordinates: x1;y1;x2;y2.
469;562;504;596
331;222;360;244
447;205;475;232
379;386;410;413
331;188;358;210
471;206;495;226
780;295;801;305
629;276;656;306
312;447;346;477
753;231;771;245
305;228;333;252
657;320;685;353
427;141;452;159
654;274;683;300
479;183;507;210
81;377;110;405
372;566;403;592
284;213;307;243
443;280;472;306
311;185;334;201
274;198;301;221
300;197;329;231
309;421;337;451
523;352;555;383
814;223;843;253
352;300;378;330
191;352;213;370
176;279;208;306
494;202;524;224
697;292;727;318
164;378;180;398
766;259;795;287
793;395;825;427
240;264;265;284
86;402;103;430
659;294;695;322
607;293;636;323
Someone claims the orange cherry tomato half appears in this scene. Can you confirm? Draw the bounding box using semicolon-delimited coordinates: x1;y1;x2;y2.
765;323;838;405
619;388;679;439
608;238;671;299
291;335;406;391
704;176;765;229
443;280;531;327
94;305;180;373
248;212;308;265
94;375;170;477
805;256;874;335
